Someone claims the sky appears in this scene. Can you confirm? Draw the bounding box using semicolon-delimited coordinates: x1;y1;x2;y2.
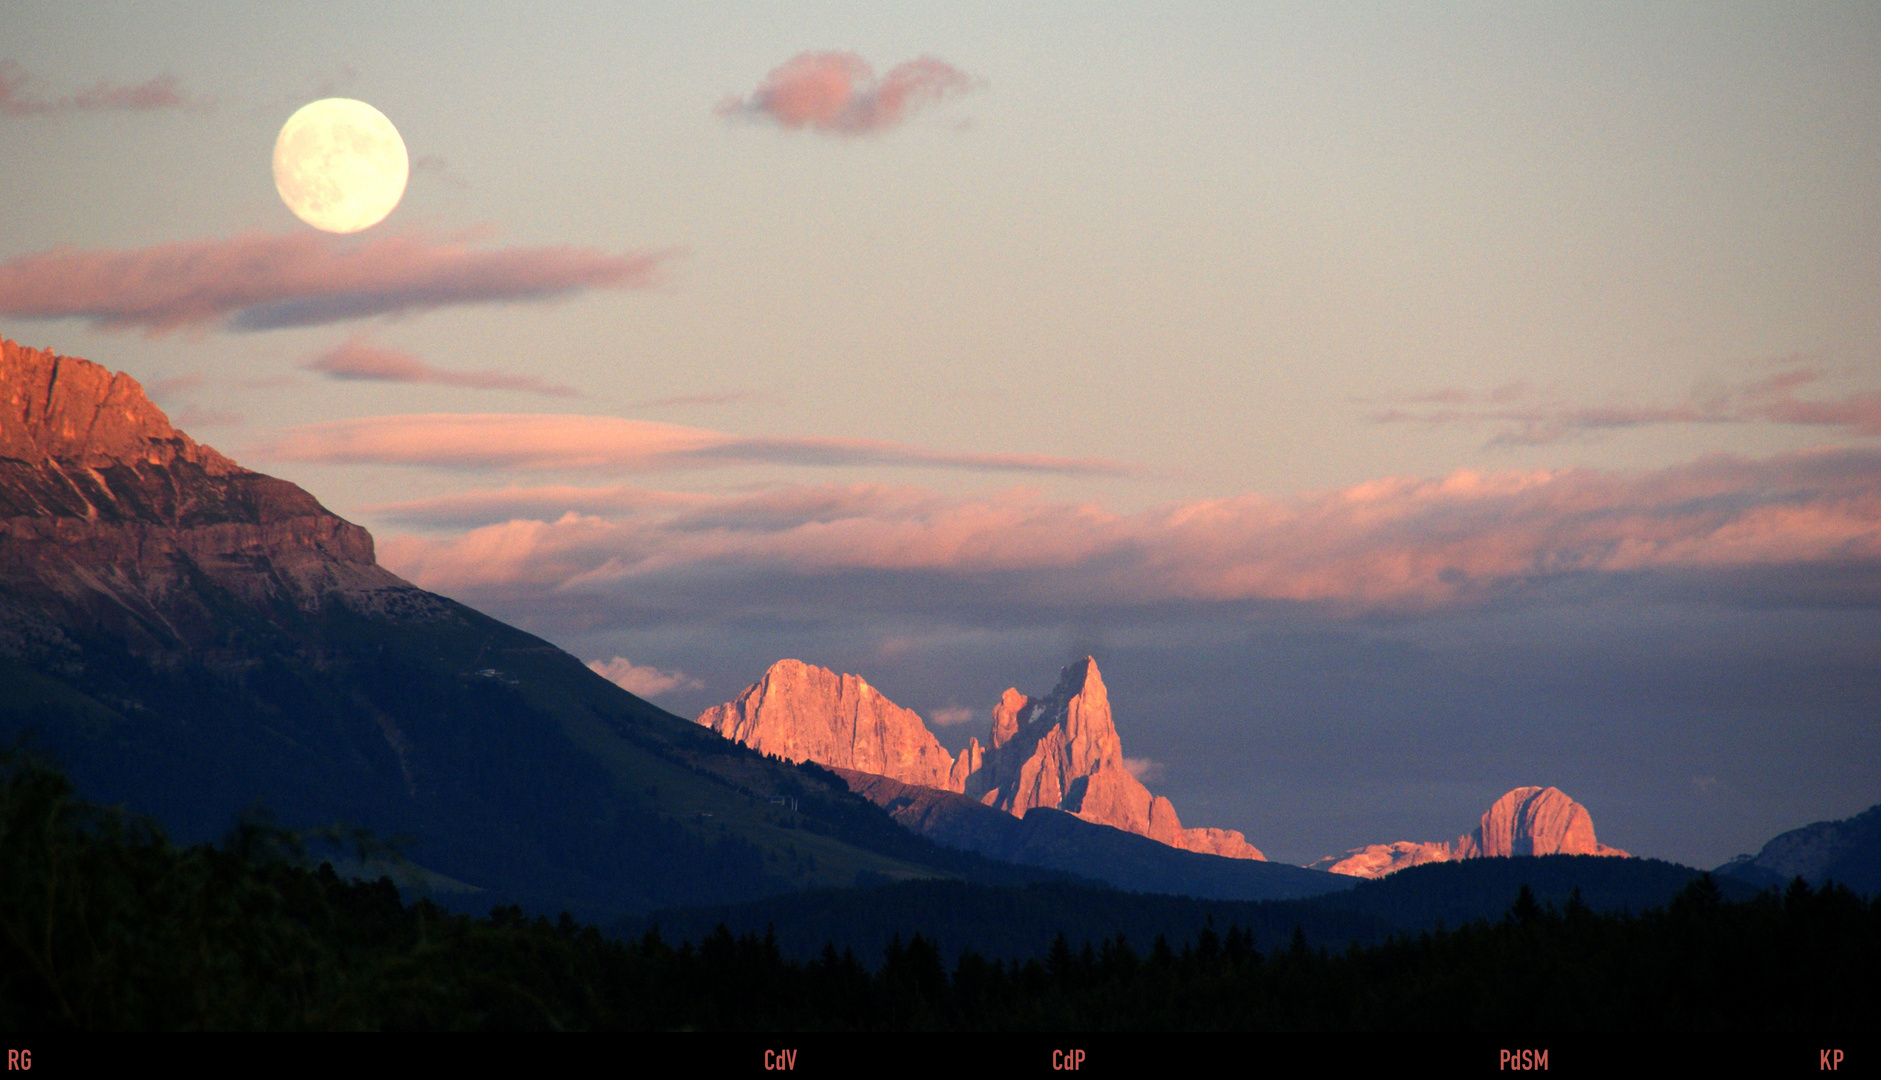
2;2;1877;867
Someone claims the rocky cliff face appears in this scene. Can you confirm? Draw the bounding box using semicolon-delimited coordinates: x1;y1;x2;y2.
1;336;1018;918
1309;785;1629;878
966;658;1264;860
696;659;959;790
698;654;1266;861
0;338;420;654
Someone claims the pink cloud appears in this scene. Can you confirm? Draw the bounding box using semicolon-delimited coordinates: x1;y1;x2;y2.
0;61;199;117
376;449;1881;608
267;413;1128;476
0;232;674;334
929;705;977;727
370;485;706;528
1370;363;1881;446
305;339;580;397
719;52;976;135
586;657;703;697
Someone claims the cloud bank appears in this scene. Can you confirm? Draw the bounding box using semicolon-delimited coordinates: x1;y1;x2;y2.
271;413;1127;476
0;61;198;117
719;52;975;135
305;339;580;397
0;232;673;334
376;447;1881;616
1370;362;1881;446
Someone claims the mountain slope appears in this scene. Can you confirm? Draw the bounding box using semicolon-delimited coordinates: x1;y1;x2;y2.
834;768;1348;902
0;337;1045;919
1715;802;1881;896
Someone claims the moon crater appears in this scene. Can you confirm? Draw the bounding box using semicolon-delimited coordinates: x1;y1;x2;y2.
273;98;409;234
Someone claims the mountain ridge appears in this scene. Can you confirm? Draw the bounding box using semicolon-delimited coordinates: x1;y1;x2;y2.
698;655;1266;861
1309;785;1629;878
0;336;1058;918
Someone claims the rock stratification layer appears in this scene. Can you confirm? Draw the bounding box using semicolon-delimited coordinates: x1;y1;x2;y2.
696;659;959;790
1309;785;1629;878
0;338;414;650
698;655;1266;861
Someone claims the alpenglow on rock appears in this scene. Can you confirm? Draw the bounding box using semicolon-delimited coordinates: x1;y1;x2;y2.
697;655;1266;861
0;338;413;643
696;659;959;790
1308;785;1630;878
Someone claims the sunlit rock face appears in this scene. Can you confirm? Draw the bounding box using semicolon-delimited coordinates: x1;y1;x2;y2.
697;654;1266;861
696;659;960;790
1309;785;1630;878
1305;840;1455;878
0;338;418;652
967;657;1265;860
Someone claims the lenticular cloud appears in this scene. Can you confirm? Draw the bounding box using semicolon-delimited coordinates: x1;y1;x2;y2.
719;52;975;135
0;232;673;334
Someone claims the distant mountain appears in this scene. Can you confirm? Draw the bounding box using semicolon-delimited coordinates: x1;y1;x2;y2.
833;767;1348;902
1715;802;1881;896
698;659;964;790
700;656;1264;860
1308;786;1629;878
0;337;1052;919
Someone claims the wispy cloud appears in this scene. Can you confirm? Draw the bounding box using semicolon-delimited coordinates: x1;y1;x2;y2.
1369;362;1881;446
370;485;707;529
628;391;759;409
269;413;1128;476
719;52;976;135
305;339;580;397
0;60;202;117
377;449;1881;612
0;232;674;334
586;657;703;698
1122;757;1167;783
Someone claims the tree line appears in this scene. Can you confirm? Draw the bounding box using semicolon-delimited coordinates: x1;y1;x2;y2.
1;753;1873;1030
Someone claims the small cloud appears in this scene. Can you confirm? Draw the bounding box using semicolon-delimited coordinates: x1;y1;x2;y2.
305;338;581;397
587;656;703;698
1122;757;1166;783
409;154;468;191
148;373;204;400
929;705;976;728
719;52;976;136
0;60;204;117
1691;776;1719;795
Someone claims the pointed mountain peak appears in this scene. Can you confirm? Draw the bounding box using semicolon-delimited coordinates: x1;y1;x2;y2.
1049;655;1105;700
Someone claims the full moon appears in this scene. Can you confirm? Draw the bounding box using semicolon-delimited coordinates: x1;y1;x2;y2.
273;98;409;234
